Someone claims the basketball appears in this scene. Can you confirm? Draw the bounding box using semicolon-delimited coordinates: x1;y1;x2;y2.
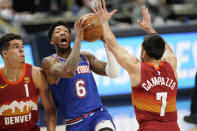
81;13;102;42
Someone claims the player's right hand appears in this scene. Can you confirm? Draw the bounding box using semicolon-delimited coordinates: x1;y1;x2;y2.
74;17;89;42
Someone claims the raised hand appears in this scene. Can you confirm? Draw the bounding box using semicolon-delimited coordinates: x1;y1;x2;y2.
137;6;156;34
91;0;117;24
74;17;89;42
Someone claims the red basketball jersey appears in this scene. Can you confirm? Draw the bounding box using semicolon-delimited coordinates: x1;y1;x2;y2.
0;63;39;131
132;62;178;125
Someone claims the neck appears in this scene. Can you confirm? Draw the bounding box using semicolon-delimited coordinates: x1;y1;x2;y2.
147;59;161;63
146;59;161;68
56;47;72;59
2;63;24;81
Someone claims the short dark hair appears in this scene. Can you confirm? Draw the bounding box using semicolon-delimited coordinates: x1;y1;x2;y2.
0;33;22;54
48;21;71;41
142;34;165;60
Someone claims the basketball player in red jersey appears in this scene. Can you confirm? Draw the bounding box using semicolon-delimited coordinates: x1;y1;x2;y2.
92;0;180;130
0;33;56;131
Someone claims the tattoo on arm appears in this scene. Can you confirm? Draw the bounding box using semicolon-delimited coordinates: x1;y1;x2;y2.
91;60;107;75
41;57;61;77
41;40;82;78
62;40;82;76
41;57;54;74
82;52;107;76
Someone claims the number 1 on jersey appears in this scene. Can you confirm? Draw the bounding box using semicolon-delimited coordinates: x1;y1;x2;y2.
75;79;87;98
156;92;167;116
24;84;29;97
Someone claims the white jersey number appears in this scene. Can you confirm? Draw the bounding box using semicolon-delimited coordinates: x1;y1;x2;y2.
75;79;87;98
24;84;29;97
156;92;167;116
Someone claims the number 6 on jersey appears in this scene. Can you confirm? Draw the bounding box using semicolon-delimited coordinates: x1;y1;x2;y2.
75;79;87;98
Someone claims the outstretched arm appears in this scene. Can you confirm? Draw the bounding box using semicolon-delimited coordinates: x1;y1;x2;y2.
91;0;140;74
137;6;177;74
103;42;120;78
32;66;56;131
161;43;177;73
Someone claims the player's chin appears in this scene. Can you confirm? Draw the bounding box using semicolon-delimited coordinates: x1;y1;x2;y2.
60;45;69;50
21;58;25;62
19;56;25;61
19;60;25;63
61;44;70;49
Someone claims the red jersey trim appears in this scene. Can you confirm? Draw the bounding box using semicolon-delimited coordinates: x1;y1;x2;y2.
0;63;26;85
146;62;164;71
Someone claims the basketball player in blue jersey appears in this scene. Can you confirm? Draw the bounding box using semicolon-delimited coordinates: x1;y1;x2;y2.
41;16;120;131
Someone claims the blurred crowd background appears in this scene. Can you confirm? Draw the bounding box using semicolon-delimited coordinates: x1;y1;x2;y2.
0;0;197;37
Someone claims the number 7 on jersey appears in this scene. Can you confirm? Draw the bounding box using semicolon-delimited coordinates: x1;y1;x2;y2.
156;92;167;116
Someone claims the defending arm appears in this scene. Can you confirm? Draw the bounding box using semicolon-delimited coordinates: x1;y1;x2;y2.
104;43;120;78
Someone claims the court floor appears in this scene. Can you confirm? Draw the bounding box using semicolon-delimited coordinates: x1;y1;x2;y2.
41;100;197;131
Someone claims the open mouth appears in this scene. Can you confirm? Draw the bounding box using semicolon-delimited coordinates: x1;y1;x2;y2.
61;38;67;45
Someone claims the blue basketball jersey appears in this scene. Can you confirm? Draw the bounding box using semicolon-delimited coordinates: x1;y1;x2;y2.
50;54;103;119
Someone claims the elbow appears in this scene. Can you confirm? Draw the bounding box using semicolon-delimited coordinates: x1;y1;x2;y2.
105;65;120;78
107;70;120;78
112;70;120;78
108;73;119;78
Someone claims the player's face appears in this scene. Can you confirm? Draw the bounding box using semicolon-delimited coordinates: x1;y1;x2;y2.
51;25;71;50
4;39;25;63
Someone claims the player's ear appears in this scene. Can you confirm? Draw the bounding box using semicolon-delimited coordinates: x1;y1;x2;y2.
2;50;8;58
142;50;146;58
50;39;53;45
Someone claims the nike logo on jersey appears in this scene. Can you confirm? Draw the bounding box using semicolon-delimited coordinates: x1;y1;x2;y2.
0;84;8;89
77;65;90;74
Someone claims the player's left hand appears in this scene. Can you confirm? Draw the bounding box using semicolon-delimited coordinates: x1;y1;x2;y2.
137;6;156;34
74;17;89;42
91;0;117;24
